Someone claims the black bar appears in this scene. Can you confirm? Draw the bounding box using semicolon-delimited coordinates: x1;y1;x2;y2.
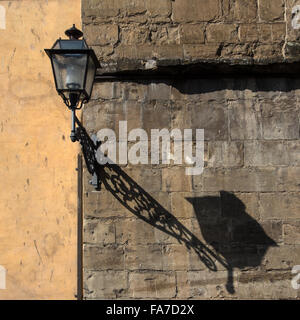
77;154;83;300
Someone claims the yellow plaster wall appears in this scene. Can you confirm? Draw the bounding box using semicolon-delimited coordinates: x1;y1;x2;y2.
0;0;81;299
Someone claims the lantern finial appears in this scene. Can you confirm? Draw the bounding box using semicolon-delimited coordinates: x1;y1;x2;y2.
65;24;83;40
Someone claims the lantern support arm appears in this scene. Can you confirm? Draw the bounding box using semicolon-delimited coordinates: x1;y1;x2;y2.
69;108;101;190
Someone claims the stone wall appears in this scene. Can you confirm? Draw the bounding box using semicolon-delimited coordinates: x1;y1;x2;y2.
82;1;300;299
83;0;300;72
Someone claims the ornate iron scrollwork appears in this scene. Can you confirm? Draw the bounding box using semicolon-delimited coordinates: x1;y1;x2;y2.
74;116;101;190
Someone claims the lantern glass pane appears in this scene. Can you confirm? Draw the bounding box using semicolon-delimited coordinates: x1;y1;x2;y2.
52;53;88;91
53;39;87;49
85;56;96;98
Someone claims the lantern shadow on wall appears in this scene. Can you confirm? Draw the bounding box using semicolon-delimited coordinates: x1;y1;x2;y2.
92;158;278;294
55;109;278;294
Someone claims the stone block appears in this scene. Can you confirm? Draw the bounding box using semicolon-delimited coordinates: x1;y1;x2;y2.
234;0;257;22
84;271;128;299
116;218;156;245
84;244;124;270
125;244;163;270
84;219;116;244
206;24;238;43
83;190;132;218
260;193;300;220
180;24;205;44
173;0;220;22
147;82;171;101
141;101;171;137
237;270;297;299
83;24;119;46
245;141;300;166
254;43;283;61
208;141;244;168
172;102;228;141
259;0;285;22
122;167;162;192
162;244;190;271
183;44;219;59
162;168;193;192
262;104;299;140
152;45;184;59
83;0;120;20
261;245;300;270
229;100;263;140
145;0;172;17
245;141;288;166
91;82;120;100
123;82;148;101
283;222;300;245
128;271;176;298
120;27;149;45
149;26;180;45
239;23;286;43
278;167;300;191
194;167;280;192
177;270;238;299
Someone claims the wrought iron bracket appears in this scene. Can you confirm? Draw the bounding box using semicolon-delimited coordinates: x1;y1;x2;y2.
70;109;101;190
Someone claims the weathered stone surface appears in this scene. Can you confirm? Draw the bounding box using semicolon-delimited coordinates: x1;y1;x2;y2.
177;270;238;299
193;167;281;192
83;59;300;302
162;167;193;192
84;245;124;270
229;100;263;140
146;0;172;18
245;141;300;166
116;218;155;245
82;0;300;303
84;190;133;218
173;0;220;22
122;167;162;192
260;193;300;220
142;101;171;136
279;167;300;191
261;103;299;140
84;219;116;244
258;0;285;22
82;0;296;68
239;23;286;43
125;244;163;270
91;82;121;100
237;271;297;299
183;44;219;59
128;271;176;298
180;24;205;44
283;221;300;245
234;0;257;22
206;24;238;43
162;244;190;271
84;271;128;299
208;141;244;167
147;82;171;101
261;245;300;270
172;102;228;141
83;24;119;46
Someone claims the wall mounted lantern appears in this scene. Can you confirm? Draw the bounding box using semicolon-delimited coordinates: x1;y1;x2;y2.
45;24;100;142
45;25;101;189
